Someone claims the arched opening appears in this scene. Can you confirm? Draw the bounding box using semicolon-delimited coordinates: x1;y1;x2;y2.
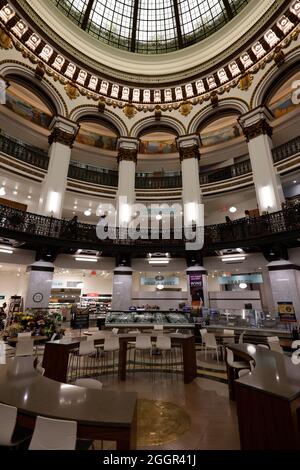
139;130;178;157
75;119;119;152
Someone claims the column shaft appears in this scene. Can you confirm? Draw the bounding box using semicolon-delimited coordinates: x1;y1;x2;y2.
25;261;54;309
116;138;139;226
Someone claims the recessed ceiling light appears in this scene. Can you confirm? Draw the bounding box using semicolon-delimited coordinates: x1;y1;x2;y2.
156;214;163;221
156;284;164;290
293;180;297;184
27;195;32;199
239;282;248;289
84;209;92;216
74;205;78;210
13;190;18;195
0;187;6;196
229;206;237;213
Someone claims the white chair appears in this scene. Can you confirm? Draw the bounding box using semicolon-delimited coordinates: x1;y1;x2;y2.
29;416;77;450
268;342;284;354
238;331;246;344
223;329;235;345
88;327;99;333
200;328;207;348
18;332;32;338
112;328;119;335
155;335;176;377
133;335;153;373
226;348;250;371
238;360;255;377
204;333;221;364
257;343;269;349
267;336;280;343
7;356;36;377
0;403;32;447
154;325;164;335
101;336;120;376
75;378;103;390
36;361;45;376
15;338;34;357
70;340;97;381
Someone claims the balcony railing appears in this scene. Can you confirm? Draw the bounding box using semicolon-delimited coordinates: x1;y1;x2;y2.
1;131;300;190
1;203;300;248
272;136;300;163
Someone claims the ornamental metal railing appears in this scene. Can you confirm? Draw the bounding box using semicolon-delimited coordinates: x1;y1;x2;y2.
1;131;300;189
1;203;300;247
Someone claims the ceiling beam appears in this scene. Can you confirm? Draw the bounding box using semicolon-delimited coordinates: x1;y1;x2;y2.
173;0;183;49
81;0;95;31
131;0;140;52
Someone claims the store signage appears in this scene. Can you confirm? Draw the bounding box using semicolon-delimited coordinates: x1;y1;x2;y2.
219;274;263;285
141;276;179;287
278;302;297;323
189;273;204;309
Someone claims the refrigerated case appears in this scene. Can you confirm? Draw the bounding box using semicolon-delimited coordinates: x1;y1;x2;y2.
105;311;194;329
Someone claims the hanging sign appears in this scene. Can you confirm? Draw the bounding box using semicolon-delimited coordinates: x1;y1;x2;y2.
189;273;204;309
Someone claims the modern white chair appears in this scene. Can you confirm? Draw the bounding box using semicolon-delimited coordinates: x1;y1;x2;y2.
238;360;255;377
7;356;36;377
238;331;246;344
75;378;103;390
154;325;164;335
226;348;250;371
36;361;45;376
267;336;280;343
204;333;221;364
70;340;97;381
268;342;284;354
155;335;175;377
112;328;119;335
0;403;32;447
88;327;99;333
15;338;34;357
101;336;120;376
223;329;235;345
200;328;207;348
29;416;77;450
18;332;32;338
257;343;269;349
133;335;153;373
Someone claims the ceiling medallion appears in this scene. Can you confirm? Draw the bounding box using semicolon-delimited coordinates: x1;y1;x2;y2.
0;27;12;50
179;101;193;116
123;103;137;119
64;82;79;100
238;72;253;91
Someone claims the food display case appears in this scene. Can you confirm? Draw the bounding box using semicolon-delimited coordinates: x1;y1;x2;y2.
105;311;194;329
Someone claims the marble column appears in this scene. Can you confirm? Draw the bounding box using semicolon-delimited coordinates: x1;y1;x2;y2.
111;265;133;311
25;261;54;309
116;138;139;229
177;135;204;250
38;116;79;218
268;260;300;322
239;106;285;214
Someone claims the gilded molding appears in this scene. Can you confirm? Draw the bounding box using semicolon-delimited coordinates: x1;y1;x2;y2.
48;127;77;148
242;119;273;142
179;145;200;162
117;147;138;164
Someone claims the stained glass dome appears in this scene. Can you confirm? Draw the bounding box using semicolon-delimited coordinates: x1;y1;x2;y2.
52;0;249;54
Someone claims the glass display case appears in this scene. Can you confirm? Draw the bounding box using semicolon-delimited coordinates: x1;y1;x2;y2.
105;311;193;329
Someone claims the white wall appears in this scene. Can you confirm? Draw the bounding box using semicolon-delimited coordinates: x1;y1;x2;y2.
0;272;27;303
209;290;262;310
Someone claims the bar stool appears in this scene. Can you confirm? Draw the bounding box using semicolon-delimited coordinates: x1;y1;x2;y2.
15;338;34;357
155;335;176;378
133;335;153;375
205;333;222;364
70;340;97;381
200;328;207;350
226;347;251;375
0;403;32;448
101;336;120;377
29;416;77;450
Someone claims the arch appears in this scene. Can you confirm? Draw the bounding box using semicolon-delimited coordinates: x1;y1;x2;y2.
130;116;186;139
70;105;127;137
0;61;67;117
251;49;300;109
188;99;249;134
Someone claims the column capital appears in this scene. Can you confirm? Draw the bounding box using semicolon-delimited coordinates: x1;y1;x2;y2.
177;134;201;162
117;137;139;164
48;116;79;148
238;106;273;142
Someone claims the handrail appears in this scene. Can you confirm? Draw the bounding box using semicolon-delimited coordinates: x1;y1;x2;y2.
1;203;300;248
1;132;300;190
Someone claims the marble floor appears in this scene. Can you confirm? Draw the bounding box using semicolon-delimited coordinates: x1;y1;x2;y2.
96;373;240;451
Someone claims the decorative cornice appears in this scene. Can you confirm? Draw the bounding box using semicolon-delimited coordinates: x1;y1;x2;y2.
48;127;77;148
242;119;273;142
179;145;200;163
117;147;138;165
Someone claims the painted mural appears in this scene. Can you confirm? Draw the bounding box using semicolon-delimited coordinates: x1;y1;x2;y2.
140;139;177;154
270;92;298;119
5;90;52;128
76;130;117;150
201;124;241;147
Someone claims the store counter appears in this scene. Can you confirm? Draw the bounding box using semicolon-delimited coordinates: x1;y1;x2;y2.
228;344;300;450
0;358;137;450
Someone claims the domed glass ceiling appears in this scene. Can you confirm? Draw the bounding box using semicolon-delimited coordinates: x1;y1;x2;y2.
52;0;249;54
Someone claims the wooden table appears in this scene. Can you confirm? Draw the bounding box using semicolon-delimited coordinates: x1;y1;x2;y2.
0;358;137;450
43;333;197;384
7;335;48;345
227;343;300;450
